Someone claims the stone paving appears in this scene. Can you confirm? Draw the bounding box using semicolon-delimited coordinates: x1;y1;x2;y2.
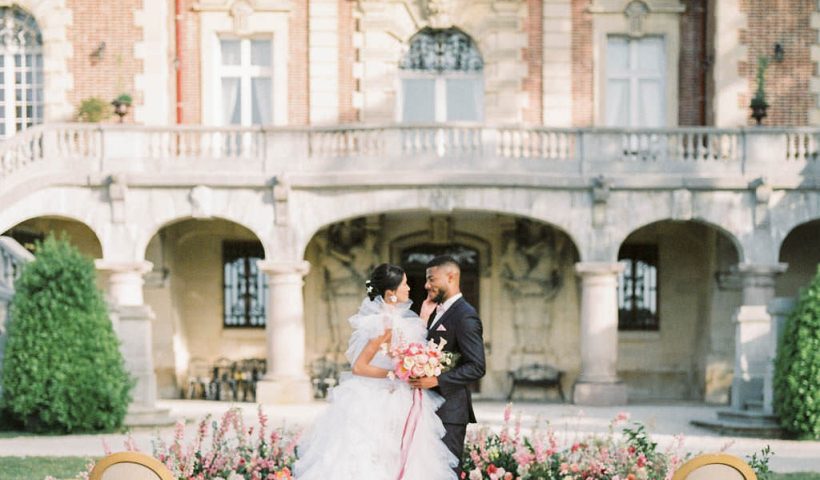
0;400;818;473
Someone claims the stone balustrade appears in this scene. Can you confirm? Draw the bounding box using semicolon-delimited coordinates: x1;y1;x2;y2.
1;124;818;189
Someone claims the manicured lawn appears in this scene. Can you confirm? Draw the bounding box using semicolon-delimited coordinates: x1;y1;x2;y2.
0;457;94;480
0;456;818;480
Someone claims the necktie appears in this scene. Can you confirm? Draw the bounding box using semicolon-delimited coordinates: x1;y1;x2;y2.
427;308;438;330
427;305;444;330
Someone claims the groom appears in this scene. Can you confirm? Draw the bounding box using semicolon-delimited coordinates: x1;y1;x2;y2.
409;255;486;475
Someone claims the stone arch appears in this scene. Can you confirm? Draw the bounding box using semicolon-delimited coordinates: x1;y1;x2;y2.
613;218;743;402
294;189;587;263
612;213;746;264
776;218;820;298
134;192;273;258
2;214;104;258
771;193;820;258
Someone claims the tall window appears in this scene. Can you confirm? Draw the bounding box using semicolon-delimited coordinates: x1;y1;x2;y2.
617;244;659;331
399;27;484;122
0;7;43;137
218;38;272;126
605;36;665;127
223;241;268;328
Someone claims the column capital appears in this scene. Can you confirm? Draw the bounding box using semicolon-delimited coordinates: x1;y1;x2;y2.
575;261;624;276
257;260;310;277
94;260;153;275
735;262;788;276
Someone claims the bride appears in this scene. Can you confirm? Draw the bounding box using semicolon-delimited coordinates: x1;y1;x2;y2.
295;263;458;479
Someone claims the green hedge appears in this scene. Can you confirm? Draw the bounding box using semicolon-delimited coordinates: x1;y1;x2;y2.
774;265;820;439
0;236;132;433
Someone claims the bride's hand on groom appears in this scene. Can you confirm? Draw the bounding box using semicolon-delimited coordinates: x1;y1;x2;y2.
420;293;437;322
408;376;438;389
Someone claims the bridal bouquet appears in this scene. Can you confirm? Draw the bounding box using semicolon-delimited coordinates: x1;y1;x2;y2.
385;338;458;382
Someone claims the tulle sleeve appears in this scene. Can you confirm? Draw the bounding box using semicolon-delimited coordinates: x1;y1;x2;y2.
344;302;391;365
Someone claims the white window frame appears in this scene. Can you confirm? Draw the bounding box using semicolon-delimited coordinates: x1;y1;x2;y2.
592;7;681;127
397;71;484;123
0;10;43;137
605;35;666;127
200;9;289;127
217;36;273;126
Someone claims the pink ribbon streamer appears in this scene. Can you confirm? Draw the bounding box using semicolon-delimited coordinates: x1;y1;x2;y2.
396;388;423;480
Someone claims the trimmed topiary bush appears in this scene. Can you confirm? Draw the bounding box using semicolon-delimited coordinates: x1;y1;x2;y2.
0;235;132;433
774;265;820;439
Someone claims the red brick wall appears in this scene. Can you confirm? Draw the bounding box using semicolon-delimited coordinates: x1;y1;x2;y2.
572;0;593;127
289;0;310;125
740;0;815;126
523;0;543;124
678;0;708;126
177;0;201;124
67;0;144;123
338;0;357;123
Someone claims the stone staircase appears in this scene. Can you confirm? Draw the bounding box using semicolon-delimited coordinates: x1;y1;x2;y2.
691;398;784;438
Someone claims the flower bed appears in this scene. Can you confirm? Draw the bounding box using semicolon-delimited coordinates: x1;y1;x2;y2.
66;404;769;480
462;408;688;480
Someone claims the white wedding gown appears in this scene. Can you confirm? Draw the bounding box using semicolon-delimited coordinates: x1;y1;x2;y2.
294;297;458;480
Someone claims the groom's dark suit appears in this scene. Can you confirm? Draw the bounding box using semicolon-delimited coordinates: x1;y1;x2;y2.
426;296;486;472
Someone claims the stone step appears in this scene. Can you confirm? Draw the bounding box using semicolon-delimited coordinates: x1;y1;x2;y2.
745;399;764;410
124;406;177;428
717;408;779;425
690;417;784;439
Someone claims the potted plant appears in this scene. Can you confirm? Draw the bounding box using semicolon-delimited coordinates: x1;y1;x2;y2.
750;56;769;125
76;97;112;123
111;93;132;122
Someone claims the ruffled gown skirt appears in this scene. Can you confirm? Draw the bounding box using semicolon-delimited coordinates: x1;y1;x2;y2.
294;375;458;480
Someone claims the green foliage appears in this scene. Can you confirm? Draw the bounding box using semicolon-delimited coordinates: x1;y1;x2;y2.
113;93;132;106
0;235;132;433
752;56;770;108
774;265;820;439
747;445;774;480
76;97;111;122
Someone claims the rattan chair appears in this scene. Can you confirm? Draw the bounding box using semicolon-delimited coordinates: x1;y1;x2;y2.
89;451;174;480
672;453;758;480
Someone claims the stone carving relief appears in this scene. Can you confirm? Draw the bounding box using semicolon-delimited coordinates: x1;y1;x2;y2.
317;219;382;360
500;220;567;358
624;0;649;37
189;185;213;219
107;174;128;224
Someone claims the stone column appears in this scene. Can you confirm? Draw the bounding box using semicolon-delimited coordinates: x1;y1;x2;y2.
763;297;796;414
256;260;313;403
95;260;170;425
731;263;787;410
573;262;628;405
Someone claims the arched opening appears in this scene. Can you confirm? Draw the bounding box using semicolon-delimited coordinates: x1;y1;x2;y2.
302;210;580;400
777;219;820;297
2;216;102;258
0;6;43;137
398;27;484;122
142;218;266;399
616;220;741;403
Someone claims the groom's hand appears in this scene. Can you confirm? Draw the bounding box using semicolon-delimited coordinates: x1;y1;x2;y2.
409;376;438;389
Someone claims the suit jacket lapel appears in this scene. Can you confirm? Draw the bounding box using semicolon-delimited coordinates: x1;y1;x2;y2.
428;297;463;334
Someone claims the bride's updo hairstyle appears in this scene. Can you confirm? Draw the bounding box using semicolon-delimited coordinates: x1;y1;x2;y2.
366;263;405;301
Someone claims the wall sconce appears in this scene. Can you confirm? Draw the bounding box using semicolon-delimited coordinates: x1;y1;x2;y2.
774;43;785;62
90;41;106;62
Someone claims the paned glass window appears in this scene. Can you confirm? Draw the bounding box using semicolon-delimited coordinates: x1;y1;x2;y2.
0;7;43;137
218;38;273;126
223;241;268;328
618;244;659;330
399;28;484;122
605;36;665;127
